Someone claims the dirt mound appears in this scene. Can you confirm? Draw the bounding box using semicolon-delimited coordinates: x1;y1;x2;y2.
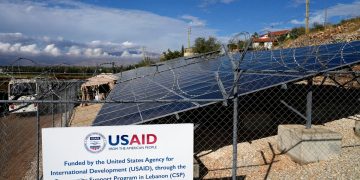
281;18;360;49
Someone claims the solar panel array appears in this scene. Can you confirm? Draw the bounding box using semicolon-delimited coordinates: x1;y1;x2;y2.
94;41;360;126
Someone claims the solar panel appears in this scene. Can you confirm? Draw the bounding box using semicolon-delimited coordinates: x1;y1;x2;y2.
93;41;360;126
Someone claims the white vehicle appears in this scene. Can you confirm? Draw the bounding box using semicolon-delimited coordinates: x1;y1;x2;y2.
8;79;38;113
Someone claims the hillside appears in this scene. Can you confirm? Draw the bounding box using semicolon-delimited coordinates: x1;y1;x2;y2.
281;17;360;48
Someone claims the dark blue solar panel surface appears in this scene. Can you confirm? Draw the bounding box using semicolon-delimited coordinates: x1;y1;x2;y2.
94;41;360;126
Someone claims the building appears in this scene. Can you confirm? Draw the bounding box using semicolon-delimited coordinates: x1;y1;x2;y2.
81;73;118;105
252;30;290;50
184;48;195;57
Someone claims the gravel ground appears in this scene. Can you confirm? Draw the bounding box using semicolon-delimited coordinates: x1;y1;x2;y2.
22;152;42;180
70;103;102;126
0;113;61;180
198;116;360;179
18;110;360;179
20;105;102;179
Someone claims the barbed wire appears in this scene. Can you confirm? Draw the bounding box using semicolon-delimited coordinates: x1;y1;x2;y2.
1;39;360;106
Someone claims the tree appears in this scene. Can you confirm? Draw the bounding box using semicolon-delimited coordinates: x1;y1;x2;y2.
237;40;246;49
160;49;183;61
290;27;306;39
193;36;221;54
227;40;247;51
135;58;154;67
277;34;288;43
311;22;325;32
227;43;238;51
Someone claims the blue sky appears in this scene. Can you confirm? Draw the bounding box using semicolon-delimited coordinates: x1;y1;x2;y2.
80;0;360;35
0;0;359;65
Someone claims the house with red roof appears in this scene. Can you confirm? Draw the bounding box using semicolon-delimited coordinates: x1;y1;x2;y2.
252;30;290;50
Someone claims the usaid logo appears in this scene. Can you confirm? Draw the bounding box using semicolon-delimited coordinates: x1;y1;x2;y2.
84;132;106;153
108;134;157;146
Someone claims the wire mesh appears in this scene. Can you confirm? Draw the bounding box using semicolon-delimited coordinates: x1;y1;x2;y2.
0;38;360;179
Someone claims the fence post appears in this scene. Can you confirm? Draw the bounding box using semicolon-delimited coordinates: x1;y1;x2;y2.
64;83;67;127
52;93;54;127
36;105;40;180
306;78;313;129
232;71;239;180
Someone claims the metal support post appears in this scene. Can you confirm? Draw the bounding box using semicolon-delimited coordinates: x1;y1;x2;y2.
52;93;54;127
232;72;239;180
64;85;67;127
306;78;313;128
36;105;40;180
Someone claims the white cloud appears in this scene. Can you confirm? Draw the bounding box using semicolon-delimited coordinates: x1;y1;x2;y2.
89;40;103;46
25;6;33;12
9;43;22;52
120;50;131;58
121;50;143;58
1;32;23;38
67;46;82;56
85;48;108;57
0;41;39;54
122;41;135;48
287;1;360;27
44;44;61;56
270;22;284;26
260;27;288;33
290;19;305;25
0;34;154;65
311;1;360;24
89;40;116;48
290;0;306;7
181;15;206;27
0;42;11;52
0;1;217;53
0;32;154;64
20;44;39;54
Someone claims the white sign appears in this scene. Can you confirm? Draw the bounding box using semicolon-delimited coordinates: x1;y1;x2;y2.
42;124;193;180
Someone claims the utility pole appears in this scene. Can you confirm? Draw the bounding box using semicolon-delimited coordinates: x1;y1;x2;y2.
142;46;147;61
187;26;191;48
111;62;115;74
305;0;310;34
324;8;328;29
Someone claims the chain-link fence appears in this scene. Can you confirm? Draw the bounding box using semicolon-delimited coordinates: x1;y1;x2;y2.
0;79;82;179
1;40;360;180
